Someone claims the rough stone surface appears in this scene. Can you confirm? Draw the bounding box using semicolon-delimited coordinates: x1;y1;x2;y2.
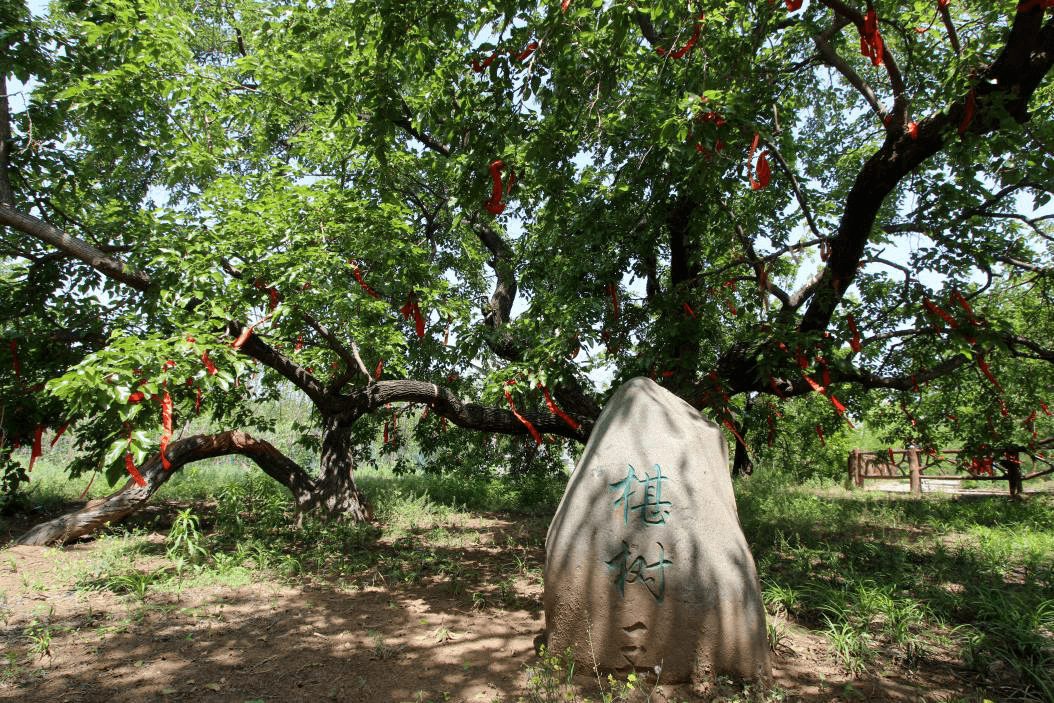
543;377;770;684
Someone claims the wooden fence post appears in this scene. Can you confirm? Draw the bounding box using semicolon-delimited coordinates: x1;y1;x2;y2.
908;447;922;497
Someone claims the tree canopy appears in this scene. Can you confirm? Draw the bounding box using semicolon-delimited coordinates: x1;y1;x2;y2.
3;0;1054;530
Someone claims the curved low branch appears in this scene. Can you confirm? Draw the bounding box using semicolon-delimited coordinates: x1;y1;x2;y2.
13;430;317;546
337;379;593;443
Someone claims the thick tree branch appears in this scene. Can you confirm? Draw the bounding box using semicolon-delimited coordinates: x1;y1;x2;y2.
13;431;318;546
798;10;1054;334
336;379;592;443
0;205;153;291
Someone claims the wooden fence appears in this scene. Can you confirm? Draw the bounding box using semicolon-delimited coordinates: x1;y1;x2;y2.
847;447;1054;497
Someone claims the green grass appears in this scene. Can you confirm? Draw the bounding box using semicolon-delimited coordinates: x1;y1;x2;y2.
9;451;1054;701
738;471;1054;701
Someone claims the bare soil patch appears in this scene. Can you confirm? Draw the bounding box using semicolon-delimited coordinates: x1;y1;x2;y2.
0;503;988;702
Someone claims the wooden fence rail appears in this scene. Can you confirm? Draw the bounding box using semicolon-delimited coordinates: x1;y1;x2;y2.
848;447;1054;497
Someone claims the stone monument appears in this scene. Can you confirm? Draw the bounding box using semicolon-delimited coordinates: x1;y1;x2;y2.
543;377;770;683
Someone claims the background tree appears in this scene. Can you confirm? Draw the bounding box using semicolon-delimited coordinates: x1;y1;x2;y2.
2;0;1053;542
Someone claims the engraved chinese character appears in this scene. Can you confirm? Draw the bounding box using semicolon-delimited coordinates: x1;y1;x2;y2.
605;541;673;603
609;463;671;526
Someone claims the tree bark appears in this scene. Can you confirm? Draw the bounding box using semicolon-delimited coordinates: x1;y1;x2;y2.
14;430;318;546
312;424;372;522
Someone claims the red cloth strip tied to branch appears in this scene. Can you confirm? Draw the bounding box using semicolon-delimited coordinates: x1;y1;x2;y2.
746;134;770;190
516;42;539;62
656;13;704;59
977;355;1003;393
51;422;69;447
958;89;975;135
847;314;862;352
374;359;384;380
503;385;541;445
9;339;20;385
160;391;173;470
950;289;978;323
539;384;580;430
399;292;426;339
830;395;855;429
859;4;884;66
233;325;255;350
202;351;218;375
561;0;571;11
815;425;826;446
607;283;619;322
485;160;514;215
923;297;958;328
888;447;895;464
125;453;147;487
28;424;44;472
785;0;803;11
195;385;202;414
1043;403;1051;416
351;263;381;299
723;419;750;453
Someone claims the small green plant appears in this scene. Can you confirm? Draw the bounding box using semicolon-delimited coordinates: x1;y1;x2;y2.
24;619;54;659
166;508;208;563
523;645;579;703
823;617;871;676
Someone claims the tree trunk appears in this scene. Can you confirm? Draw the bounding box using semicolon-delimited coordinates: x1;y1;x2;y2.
732;429;753;478
1004;452;1024;498
313;424;372;522
14;431;319;546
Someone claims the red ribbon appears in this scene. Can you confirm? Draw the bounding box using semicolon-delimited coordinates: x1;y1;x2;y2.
950;289;978;323
888;447;895;464
539;384;580;430
352;264;381;299
959;89;975;135
607;283;619;322
785;0;803;10
847;315;861;352
160;391;173;470
977;355;1003;393
769;375;785;398
683;302;695;318
128;391;147;404
202;351;217;375
1042;403;1051;416
657;13;704;58
471;52;497;73
815;425;826;446
195;385;202;414
9;340;20;385
923;297;958;328
28;424;43;472
746;133;768;190
51;422;69;447
374;359;384;380
125;453;147;487
802;373;824;394
562;0;571;11
399;293;425;338
295;335;303;351
504;386;541;445
723;419;750;452
233;325;254;350
859;5;884;66
516;42;539;62
830;395;855;429
485;160;513;215
268;287;280;311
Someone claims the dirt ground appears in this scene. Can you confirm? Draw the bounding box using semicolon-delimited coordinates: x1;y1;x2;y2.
0;504;981;703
